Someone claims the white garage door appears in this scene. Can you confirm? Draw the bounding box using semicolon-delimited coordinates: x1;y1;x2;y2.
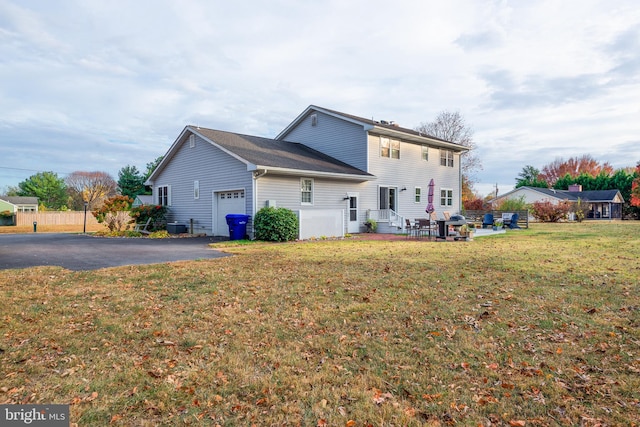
215;190;246;236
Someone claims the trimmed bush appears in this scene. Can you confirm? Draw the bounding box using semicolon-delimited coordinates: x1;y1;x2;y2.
92;195;133;232
253;207;298;242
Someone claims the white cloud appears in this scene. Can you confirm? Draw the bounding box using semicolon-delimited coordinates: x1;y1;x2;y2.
1;0;639;197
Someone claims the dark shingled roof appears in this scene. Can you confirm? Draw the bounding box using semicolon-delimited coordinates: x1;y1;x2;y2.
309;106;463;147
522;187;622;202
0;196;38;205
192;127;373;177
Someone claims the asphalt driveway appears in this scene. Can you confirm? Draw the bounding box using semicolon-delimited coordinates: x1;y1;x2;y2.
0;233;230;271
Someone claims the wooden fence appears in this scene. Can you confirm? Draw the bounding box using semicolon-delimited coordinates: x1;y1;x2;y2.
463;210;530;228
15;211;101;227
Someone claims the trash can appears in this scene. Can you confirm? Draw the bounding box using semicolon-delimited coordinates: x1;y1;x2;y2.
225;214;250;240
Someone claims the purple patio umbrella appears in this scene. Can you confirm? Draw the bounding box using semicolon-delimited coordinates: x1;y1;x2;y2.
426;178;435;213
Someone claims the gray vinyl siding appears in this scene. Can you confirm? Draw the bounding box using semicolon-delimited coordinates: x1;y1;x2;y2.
256;174;369;232
280;111;368;171
256;175;365;210
152;133;253;235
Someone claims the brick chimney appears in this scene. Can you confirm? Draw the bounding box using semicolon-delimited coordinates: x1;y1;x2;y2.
569;184;582;192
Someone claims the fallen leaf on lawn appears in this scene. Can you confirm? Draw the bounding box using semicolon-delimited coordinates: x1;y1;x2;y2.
346;420;356;427
509;420;526;426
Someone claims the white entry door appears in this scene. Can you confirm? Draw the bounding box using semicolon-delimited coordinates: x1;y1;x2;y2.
215;190;246;236
347;194;359;233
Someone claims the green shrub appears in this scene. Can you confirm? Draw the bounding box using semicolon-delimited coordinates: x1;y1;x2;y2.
496;195;528;211
130;204;168;231
364;218;377;232
253;207;298;242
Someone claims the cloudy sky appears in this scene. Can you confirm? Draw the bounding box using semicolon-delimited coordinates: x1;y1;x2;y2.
1;0;639;197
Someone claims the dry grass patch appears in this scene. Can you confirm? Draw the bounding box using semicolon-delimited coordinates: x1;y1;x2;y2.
1;222;639;426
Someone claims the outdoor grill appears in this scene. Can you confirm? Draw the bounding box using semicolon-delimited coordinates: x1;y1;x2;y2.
437;214;467;239
448;214;466;225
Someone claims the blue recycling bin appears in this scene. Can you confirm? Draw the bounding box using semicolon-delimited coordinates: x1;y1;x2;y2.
225;214;250;240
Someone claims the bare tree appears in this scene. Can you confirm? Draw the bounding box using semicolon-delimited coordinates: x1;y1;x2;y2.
415;111;482;181
415;111;483;201
66;171;117;210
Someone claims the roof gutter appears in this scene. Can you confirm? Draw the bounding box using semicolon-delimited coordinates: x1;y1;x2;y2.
372;126;469;152
251;165;375;181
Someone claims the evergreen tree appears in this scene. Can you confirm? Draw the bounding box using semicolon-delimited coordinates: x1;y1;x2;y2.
515;165;548;188
17;171;67;209
117;165;145;199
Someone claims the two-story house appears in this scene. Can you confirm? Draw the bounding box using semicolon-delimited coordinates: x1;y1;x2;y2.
146;105;467;238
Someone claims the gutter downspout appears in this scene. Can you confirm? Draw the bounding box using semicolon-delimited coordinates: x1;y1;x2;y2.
252;169;268;221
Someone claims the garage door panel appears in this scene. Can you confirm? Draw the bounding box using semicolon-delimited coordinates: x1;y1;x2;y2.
215;190;245;236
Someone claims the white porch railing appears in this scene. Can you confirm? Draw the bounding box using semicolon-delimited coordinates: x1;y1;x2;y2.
367;209;407;231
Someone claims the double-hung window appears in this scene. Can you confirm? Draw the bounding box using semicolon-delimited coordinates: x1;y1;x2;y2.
421;146;429;161
301;178;313;204
415;187;421;203
380;137;400;159
440;149;454;167
440;188;453;207
158;185;171;206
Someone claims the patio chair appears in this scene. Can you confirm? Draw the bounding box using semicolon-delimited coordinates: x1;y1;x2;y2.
405;218;419;238
509;213;521;229
134;218;152;234
482;213;494;229
417;218;436;238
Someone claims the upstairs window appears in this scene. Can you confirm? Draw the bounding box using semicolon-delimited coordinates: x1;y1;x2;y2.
380;137;390;157
440;149;454;167
422;146;429;161
391;140;400;159
415;187;421;203
380;137;400;159
194;180;199;199
189;134;195;148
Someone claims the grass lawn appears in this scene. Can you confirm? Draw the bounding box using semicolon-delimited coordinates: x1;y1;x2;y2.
1;222;639;426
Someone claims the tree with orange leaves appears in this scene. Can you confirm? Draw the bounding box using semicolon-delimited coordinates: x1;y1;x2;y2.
539;155;613;187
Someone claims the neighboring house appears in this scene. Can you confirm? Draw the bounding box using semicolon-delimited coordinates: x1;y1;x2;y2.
132;194;154;208
146;105;467;238
494;185;624;220
0;196;39;212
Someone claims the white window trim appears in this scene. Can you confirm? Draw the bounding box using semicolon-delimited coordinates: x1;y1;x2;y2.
440;188;453;207
415;187;422;203
440;149;454;167
301;178;314;205
189;134;195;148
421;146;429;161
391;140;400;159
158;185;172;207
194;180;200;200
380;137;390;158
